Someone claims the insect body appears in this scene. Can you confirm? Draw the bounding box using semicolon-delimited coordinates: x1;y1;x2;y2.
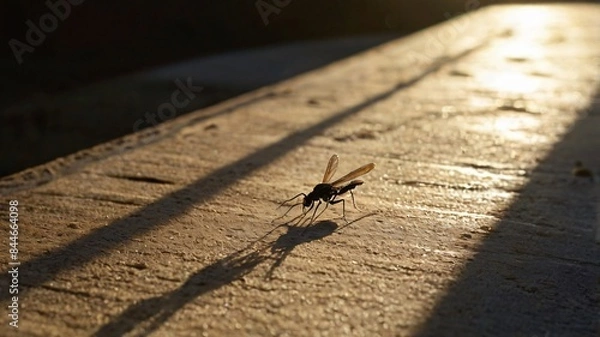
276;154;375;224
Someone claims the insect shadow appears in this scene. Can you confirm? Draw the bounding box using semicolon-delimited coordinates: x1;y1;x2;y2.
92;220;339;337
274;154;375;227
265;220;338;279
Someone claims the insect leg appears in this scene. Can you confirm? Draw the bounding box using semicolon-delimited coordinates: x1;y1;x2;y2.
277;193;306;209
349;190;361;211
271;201;303;223
309;198;333;225
294;202;313;224
307;201;324;225
329;196;348;223
301;201;327;233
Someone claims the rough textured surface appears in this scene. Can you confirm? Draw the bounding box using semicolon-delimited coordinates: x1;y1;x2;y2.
1;4;600;337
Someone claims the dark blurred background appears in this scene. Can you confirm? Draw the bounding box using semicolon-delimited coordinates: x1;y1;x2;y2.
0;0;591;177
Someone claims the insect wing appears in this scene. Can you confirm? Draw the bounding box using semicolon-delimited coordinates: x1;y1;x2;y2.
322;154;339;183
331;162;375;187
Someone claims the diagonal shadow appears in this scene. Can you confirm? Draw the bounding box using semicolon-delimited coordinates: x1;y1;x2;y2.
0;88;279;194
0;88;273;194
92;220;338;337
415;102;600;335
0;43;483;303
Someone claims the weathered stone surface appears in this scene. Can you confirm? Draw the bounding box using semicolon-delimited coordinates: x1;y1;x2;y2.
1;4;599;336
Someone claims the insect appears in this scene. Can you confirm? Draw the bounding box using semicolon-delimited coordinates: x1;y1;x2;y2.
276;154;375;225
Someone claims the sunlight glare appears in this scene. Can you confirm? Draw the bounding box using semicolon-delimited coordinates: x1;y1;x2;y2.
477;71;542;94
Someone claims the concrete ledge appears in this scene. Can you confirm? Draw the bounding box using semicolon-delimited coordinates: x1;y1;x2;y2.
0;34;399;177
1;4;599;336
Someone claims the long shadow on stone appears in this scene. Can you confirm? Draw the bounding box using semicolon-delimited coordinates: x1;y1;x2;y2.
415;102;600;335
92;220;337;337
